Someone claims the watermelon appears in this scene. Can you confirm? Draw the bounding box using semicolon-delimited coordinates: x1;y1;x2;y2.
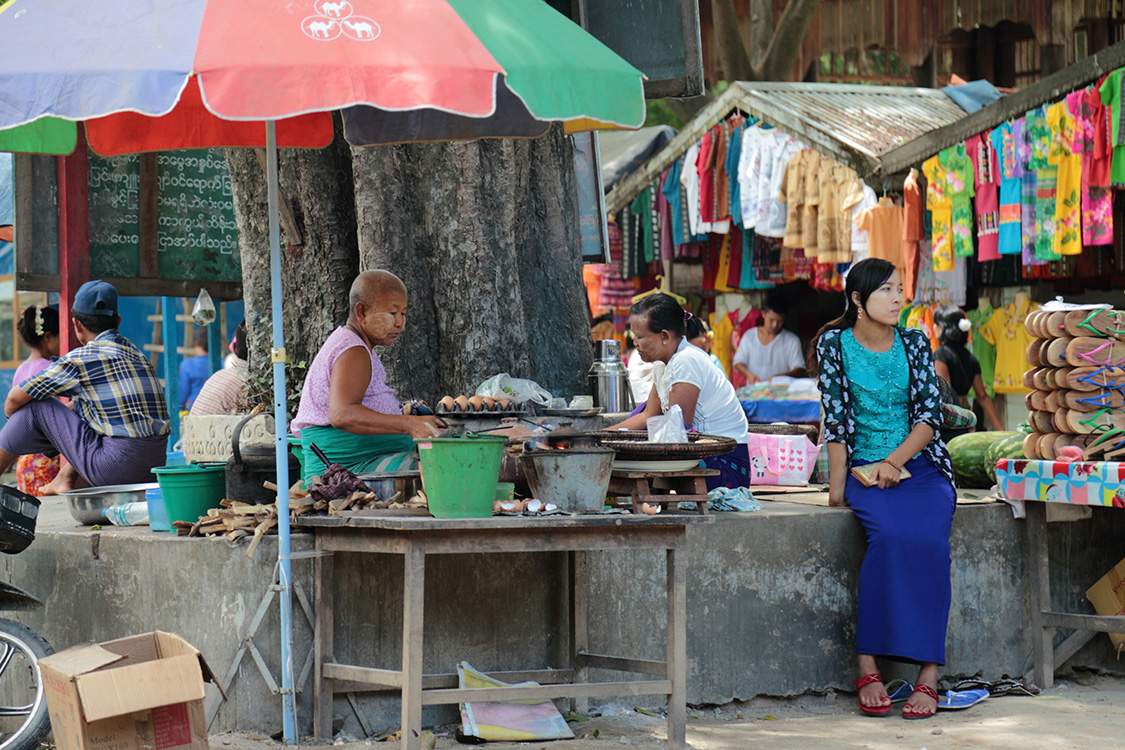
948;431;1015;488
984;432;1025;483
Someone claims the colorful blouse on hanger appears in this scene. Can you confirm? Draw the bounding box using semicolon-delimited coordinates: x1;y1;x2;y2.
1015;118;1044;267
922;155;954;272
1099;69;1125;186
966;132;1000;261
1046;99;1082;256
1067;89;1113;246
1025;106;1060;262
938;143;976;259
989;121;1023;255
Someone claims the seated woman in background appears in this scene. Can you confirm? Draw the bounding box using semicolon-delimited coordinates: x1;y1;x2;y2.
12;305;61;495
612;294;750;489
190;320;249;416
932;306;1003;441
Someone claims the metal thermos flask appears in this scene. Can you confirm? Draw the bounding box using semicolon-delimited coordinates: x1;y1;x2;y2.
588;340;635;414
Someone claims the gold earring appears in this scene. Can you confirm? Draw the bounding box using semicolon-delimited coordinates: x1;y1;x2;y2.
857;307;864;319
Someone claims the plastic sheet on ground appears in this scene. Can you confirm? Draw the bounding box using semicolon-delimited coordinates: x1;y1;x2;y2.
458;661;575;742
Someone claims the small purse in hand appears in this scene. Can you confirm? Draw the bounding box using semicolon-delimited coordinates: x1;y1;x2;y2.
850;461;912;488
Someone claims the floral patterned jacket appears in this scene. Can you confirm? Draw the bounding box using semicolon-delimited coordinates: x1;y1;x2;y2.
815;326;954;484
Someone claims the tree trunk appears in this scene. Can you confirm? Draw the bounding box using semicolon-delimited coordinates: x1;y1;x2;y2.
711;0;753;81
756;0;822;82
225;115;359;409
352;126;592;404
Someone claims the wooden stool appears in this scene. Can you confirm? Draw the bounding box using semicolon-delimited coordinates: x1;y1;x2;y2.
357;469;422;502
607;468;719;514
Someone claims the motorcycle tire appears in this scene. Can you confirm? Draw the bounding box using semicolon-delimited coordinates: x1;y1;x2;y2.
0;619;52;750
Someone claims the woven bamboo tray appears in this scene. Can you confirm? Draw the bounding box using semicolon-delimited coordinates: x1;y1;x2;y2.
592;431;737;461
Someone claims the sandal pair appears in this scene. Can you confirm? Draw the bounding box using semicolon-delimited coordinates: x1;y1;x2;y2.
855;674;914;716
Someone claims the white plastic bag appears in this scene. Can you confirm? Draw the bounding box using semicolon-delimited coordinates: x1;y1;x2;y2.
191;288;216;325
647;404;688;443
475;373;552;405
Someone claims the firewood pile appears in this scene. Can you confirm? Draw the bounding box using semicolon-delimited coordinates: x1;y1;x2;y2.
171;469;426;558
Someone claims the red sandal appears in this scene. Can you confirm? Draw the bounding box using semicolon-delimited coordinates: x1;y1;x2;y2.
902;683;939;720
855;673;891;716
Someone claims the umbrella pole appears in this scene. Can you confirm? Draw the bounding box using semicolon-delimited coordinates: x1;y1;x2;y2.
266;120;298;744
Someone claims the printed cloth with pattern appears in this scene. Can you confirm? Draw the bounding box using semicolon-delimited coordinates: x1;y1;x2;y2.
21;329;170;438
815;326;953;484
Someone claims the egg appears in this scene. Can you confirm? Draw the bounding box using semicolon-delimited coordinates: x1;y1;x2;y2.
438;396;455;413
482;397;496;411
641;502;661;515
454;395;470;412
468;395;485;412
497;397;511;411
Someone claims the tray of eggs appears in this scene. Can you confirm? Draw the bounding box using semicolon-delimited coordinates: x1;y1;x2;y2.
436;395;526;417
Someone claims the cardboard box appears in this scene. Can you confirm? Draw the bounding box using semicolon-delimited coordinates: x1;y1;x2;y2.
39;631;215;750
1086;557;1125;653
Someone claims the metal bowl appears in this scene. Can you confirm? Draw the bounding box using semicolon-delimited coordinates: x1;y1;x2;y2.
59;483;159;525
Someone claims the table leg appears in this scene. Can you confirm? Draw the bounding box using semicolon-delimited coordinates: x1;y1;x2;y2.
1027;502;1054;688
401;541;426;750
569;550;589;715
666;546;686;750
314;542;335;740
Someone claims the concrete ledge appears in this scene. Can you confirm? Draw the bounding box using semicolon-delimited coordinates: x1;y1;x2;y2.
3;499;1122;737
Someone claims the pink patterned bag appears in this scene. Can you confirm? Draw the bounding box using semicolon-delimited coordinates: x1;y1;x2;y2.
747;433;820;486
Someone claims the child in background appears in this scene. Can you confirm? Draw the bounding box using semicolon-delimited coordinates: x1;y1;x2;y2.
686;316;725;373
13;306;61;495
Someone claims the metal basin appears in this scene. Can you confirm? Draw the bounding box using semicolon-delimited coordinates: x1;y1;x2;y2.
59;483;159;525
519;447;616;513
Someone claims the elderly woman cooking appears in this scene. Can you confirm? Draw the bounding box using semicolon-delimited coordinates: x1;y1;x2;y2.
612;293;750;489
291;270;445;478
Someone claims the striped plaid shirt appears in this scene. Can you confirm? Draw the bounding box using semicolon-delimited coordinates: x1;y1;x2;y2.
21;330;170;438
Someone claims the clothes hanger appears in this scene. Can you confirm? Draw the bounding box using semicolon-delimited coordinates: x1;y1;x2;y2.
631;274;688;306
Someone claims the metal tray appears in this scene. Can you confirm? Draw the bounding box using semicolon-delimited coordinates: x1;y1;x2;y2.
437;410;529;419
542;407;604;418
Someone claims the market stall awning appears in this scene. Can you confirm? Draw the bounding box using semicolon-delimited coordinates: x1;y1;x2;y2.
606;81;969;216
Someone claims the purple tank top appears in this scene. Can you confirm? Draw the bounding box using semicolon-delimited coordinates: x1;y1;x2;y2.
291;327;400;435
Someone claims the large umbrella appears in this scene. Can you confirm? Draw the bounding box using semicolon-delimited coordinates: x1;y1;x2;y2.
0;0;645;742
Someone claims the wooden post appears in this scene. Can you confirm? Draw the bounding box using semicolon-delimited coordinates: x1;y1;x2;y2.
313;537;335;740
1027;503;1054;688
666;545;686;750
57;126;90;354
162;296;180;447
401;542;425;750
139;154;159;278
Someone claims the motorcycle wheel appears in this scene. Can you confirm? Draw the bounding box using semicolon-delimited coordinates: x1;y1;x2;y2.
0;619;52;750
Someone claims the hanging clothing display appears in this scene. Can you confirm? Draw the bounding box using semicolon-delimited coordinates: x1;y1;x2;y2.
967;131;1001;261
978;298;1041;395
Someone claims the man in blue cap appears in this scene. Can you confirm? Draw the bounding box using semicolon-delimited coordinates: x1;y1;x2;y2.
0;280;170;494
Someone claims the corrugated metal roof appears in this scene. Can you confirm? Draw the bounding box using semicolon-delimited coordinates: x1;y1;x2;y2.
606;81;969;216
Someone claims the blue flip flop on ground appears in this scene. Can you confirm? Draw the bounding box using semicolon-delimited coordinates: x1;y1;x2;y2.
937;688;990;710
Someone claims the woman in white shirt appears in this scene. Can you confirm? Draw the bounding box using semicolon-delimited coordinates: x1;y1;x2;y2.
613;294;751;489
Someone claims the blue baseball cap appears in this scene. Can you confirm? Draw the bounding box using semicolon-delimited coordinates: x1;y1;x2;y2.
72;280;118;317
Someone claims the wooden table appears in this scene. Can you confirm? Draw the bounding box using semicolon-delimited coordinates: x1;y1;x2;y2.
995;458;1125;688
302;513;712;750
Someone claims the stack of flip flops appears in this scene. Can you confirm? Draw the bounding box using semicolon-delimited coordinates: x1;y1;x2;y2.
950;677;1041;697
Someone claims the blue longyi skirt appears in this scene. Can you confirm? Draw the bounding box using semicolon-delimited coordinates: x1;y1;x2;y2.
846;454;956;665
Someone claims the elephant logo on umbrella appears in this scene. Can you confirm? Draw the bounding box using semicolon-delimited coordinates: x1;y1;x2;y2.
303;0;380;42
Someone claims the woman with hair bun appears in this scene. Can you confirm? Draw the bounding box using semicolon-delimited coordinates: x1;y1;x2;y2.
809;258;956;721
932;305;1003;438
612;293;750;489
13;305;61;495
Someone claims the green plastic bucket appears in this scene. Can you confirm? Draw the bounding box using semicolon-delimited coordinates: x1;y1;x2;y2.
151;463;227;525
415;436;506;518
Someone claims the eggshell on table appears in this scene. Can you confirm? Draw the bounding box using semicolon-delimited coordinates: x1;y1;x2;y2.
641;503;661;515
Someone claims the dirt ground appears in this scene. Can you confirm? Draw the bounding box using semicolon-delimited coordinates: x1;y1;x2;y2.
211;671;1125;750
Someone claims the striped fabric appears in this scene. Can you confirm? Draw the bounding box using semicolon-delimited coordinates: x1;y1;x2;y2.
21;330;170;439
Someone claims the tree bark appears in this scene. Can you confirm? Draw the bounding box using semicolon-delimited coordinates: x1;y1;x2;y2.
711;0;753;81
225;114;359;408
756;0;822;82
352;126;592;404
